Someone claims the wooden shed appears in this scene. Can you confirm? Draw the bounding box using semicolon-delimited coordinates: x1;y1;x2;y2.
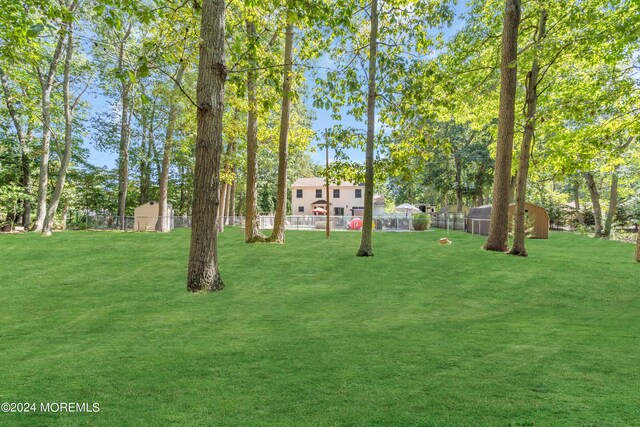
134;201;174;231
466;202;549;239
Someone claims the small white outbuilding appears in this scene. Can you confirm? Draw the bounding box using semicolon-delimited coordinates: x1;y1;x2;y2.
134;201;174;231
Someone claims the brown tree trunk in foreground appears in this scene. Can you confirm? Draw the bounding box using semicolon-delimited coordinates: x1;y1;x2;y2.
509;8;546;257
602;172;618;239
268;21;294;243
356;0;378;257
187;0;226;293
156;64;185;232
484;0;521;252
43;23;76;236
584;172;602;237
244;20;265;243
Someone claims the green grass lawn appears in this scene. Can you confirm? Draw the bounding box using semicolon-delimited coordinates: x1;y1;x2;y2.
1;228;639;426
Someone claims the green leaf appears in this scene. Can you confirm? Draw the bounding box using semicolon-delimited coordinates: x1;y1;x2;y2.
26;23;45;38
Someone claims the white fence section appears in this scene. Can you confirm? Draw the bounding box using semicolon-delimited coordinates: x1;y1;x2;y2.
258;215;420;232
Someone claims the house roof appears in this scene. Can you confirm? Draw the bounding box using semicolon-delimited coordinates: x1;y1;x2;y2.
292;177;361;187
311;199;331;205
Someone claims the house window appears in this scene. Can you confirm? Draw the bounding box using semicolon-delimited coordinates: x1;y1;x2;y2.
333;189;340;198
334;207;344;216
315;189;322;198
355;189;362;198
296;189;303;198
298;206;304;213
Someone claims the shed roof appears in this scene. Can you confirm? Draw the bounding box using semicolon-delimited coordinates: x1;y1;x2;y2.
468;205;493;218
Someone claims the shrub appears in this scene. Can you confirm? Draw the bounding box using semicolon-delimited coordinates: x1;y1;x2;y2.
413;213;431;231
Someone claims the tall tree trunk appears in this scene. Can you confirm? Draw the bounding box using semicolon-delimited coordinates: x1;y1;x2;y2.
33;24;69;232
156;64;185;232
21;128;33;228
0;67;32;228
217;140;234;231
229;178;236;225
148;102;160;181
61;204;68;230
484;0;521;252
603;172;618;239
573;180;584;225
223;178;232;224
116;23;133;230
475;162;486;207
138;93;150;205
509;9;546;257
584;172;603;237
187;0;226;293
43;23;75;236
509;174;517;202
244;20;265;243
268;21;294;243
179;164;185;213
356;0;378;257
455;156;463;213
217;182;227;232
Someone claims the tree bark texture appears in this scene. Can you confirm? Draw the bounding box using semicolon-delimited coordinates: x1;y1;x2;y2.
156;64;185;232
584;172;603;237
356;0;378;257
509;8;546;257
244;20;265;243
33;23;69;232
268;21;294;243
187;0;226;292
484;0;521;252
603;172;618;239
573;180;584;225
43;23;75;236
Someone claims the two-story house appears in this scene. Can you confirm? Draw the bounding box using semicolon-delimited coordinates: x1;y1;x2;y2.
291;177;384;216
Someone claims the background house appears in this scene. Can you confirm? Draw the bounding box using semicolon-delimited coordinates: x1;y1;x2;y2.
291;178;384;216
